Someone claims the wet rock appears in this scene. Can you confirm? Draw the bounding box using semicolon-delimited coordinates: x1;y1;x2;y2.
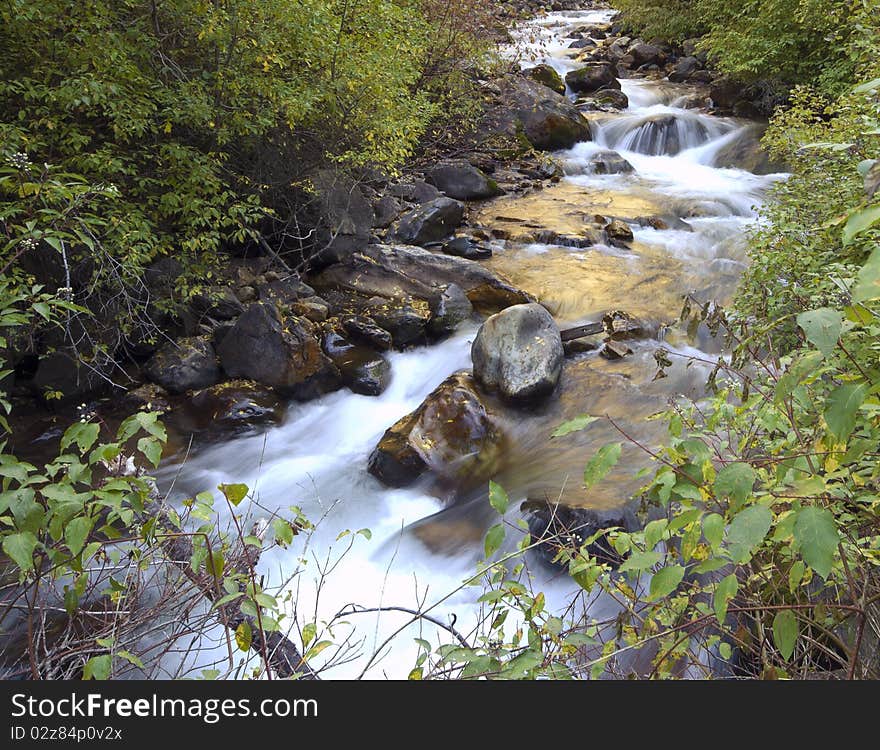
366;297;433;347
373;194;402;229
393;197;465;246
494;75;592;151
263;274;316;306
428;283;473;336
712;124;785;175
524;63;566;95
342;316;393;351
290;297;330;323
603;310;645;340
442;236;493;260
634;215;694;232
668;56;701;83
604;218;634;245
589;149;634;175
708;76;740;111
592;88;629;110
367;372;501;488
534;229;602;248
568;37;596;50
143;336;220;394
322;331;392;396
120;383;172;414
600;340;632;359
563;338;599;356
188;380;284;430
424;161;503;201
389;180;441;204
565;62;620;93
526;504;628;568
471;302;564;401
189;288;244;322
216;302;341;399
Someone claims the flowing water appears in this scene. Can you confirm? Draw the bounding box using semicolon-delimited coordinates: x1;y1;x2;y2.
155;9;786;678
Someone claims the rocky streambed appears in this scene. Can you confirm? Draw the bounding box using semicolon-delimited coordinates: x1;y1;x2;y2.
16;5;786;678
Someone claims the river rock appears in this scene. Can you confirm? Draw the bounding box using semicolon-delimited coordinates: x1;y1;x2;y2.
593;88;629;109
711;124;784;175
526;503;629;568
367;372;501;488
424;161;503;201
668;56;701;83
373;194;402;229
494;75;592;151
625;42;665;68
442;236;493;260
565;62;620;93
605;218;634;245
143;336;220;394
216;302;341;398
322;331;391;396
393;197;464;245
590;149;634;175
188;380;284;431
471;302;563;401
428;282;473;336
342;316;394;351
388;180;442;204
524;63;566;95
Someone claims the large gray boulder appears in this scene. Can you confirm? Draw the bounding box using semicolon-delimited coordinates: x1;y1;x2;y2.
143;336;220;394
216;302;341;399
566;62;620;94
424;161;503;201
393;197;464;245
471;303;563;401
494;75;592;151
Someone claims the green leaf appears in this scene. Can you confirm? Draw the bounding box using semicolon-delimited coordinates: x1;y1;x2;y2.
703;513;725;550
273;519;294;546
824;383;868;442
726;505;772;563
648;564;684;600
61;422;100;453
116;650;145;669
796;308;841;357
854;247;880;303
65;516;93;556
788;560;806;593
83;654;111;680
843;204;880;245
772;610;798;661
713;462;756;507
583;443;622;489
484;523;505;559
714;573;738;625
618;550;662;573
793;506;839;579
551;414;598;438
488;480;509;515
3;531;38;572
137;437;162;468
854;77;880;93
219;483;249;506
302;622;317;650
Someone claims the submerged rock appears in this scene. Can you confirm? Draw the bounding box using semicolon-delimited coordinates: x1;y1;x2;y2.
471;302;563;401
589;150;634;175
393;197;465;245
216;302;341;399
442;236;493;260
367;372;502;488
188;380;284;431
143;336;220;394
322;331;392;396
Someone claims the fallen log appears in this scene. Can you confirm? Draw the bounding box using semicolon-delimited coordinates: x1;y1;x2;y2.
559;321;604;341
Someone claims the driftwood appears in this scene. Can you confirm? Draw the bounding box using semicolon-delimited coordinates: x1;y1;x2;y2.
559;321;604;342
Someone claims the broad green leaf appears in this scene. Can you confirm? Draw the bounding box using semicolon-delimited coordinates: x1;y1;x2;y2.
64;516;93;556
796;308;841;357
793;506;839;579
583;443;622;489
484;523;505;559
488;480;509;515
137;437;162;468
773;610;798;661
854;247;880;302
726;505;772;563
648;564;684;600
551;414;598;438
3;531;38;572
116;650;145;669
643;519;668;550
219;483;249;506
61;422;100;453
713;462;756;507
843;204;880;245
273;518;294;546
619;549;662;573
824;383;868;442
714;573;738;625
302;622;317;650
788;560;806;593
83;654;111;680
702;513;725;550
